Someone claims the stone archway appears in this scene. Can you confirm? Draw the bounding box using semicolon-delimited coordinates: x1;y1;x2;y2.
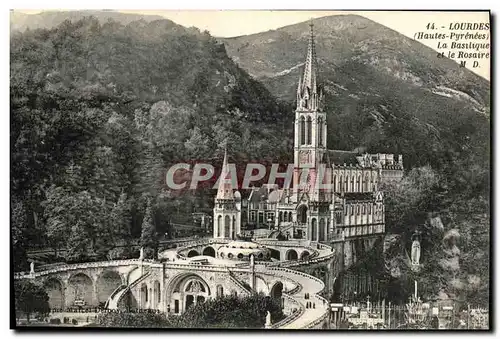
44;278;64;310
300;250;310;260
297;205;308;224
67;272;94;307
319;218;326;242
270;281;283;302
202;246;215;257
96;270;122;305
167;273;211;315
269;248;281;261
187;250;200;258
311;218;318;241
286;249;298;261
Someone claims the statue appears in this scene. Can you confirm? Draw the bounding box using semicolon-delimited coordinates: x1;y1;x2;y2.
250;254;255;267
411;230;422;268
411;240;421;266
265;311;272;328
30;261;35;274
139;247;144;260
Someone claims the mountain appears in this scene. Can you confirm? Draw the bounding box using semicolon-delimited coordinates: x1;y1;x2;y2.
221;15;490;170
10;10;165;32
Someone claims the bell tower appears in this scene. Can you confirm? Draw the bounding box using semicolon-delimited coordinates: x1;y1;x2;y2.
293;22;327;202
213;146;241;240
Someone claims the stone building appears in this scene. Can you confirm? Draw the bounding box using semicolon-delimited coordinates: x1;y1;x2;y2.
245;23;404;242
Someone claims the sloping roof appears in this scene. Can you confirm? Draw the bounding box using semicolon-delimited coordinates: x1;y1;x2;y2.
248;187;268;203
326;149;360;166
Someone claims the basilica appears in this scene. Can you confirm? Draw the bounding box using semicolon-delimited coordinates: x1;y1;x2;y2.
214;23;403;244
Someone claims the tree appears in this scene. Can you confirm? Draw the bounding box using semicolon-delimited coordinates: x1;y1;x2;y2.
12;200;29;271
14;280;50;323
175;293;285;328
108;193;133;259
140;199;158;259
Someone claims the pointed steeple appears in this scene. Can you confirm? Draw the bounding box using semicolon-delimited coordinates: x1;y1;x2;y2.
297;20;321;111
216;143;234;200
302;20;318;95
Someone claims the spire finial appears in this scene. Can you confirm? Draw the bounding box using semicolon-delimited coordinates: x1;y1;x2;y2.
297;18;319;110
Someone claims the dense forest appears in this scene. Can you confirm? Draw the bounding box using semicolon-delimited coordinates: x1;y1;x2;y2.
11;16;490;307
11;17;292;268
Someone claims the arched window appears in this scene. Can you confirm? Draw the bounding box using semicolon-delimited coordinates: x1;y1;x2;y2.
333;175;337;192
319;218;326;242
217;215;223;237
300;116;305;145
311;218;318;241
279;212;283;223
351;177;355;192
318;117;323;146
339;175;343;192
216;285;224;298
357;176;361;192
306;116;312;145
344;176;349;192
364;174;369;192
224;215;230;239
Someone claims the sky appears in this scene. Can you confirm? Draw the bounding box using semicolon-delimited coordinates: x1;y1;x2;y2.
14;10;490;79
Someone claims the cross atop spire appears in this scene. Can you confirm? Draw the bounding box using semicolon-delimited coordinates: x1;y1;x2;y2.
297;20;321;111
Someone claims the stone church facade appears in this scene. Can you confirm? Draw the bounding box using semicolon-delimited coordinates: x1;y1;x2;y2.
245;23;404;242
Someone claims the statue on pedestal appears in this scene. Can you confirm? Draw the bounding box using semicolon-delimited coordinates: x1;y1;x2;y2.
139;247;144;260
265;311;272;328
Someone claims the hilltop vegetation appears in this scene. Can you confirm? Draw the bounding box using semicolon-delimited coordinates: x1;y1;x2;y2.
11;16;290;268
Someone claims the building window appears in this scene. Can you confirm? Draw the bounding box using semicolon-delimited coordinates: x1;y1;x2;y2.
300;116;305;145
336;213;342;224
351;206;354;216
318;117;323;146
306;116;312;144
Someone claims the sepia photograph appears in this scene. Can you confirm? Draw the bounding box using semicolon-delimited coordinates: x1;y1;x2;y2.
10;9;491;330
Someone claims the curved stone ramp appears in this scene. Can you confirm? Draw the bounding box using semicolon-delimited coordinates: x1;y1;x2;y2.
256;265;329;329
107;268;151;310
105;285;127;309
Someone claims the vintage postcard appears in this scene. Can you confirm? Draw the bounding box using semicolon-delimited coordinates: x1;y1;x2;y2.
10;10;491;330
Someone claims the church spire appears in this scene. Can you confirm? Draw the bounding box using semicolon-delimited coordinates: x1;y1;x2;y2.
297;21;320;111
303;21;318;95
216;143;234;200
